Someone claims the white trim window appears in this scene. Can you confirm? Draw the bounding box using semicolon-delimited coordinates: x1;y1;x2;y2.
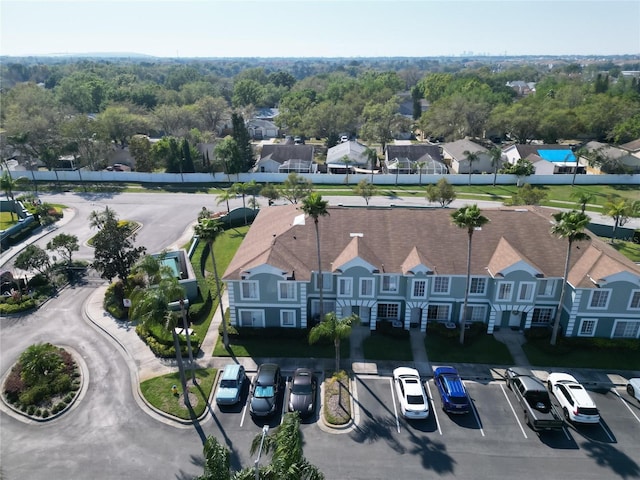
360;278;375;298
238;309;265;327
432;277;450;295
611;320;640;339
589;289;610;309
240;281;259;300
315;272;333;292
377;302;400;320
280;310;296;328
518;282;536;302
469;277;487;295
538;279;555;297
460;305;488;322
278;282;296;301
531;307;554;325
496;282;513;301
578;318;598;337
412;279;427;299
380;275;399;293
427;304;450;321
311;299;336;319
629;290;640;310
338;278;353;297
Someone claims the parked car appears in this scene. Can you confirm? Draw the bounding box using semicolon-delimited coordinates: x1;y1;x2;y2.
627;378;640;402
250;363;282;417
393;367;429;419
505;367;563;431
547;372;600;424
433;366;470;414
288;368;317;417
216;364;246;406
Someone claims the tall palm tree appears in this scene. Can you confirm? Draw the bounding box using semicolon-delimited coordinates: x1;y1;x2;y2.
603;197;631;244
341;156;353;185
451;204;489;345
463;150;481;187
364;147;378;184
250;412;324;480
301;192;329;321
414;161;426;185
309;312;359;373
232;182;249;225
216;188;234;217
549;210;590;346
569;190;594;214
194;217;229;349
488;147;503;187
1;171;28;221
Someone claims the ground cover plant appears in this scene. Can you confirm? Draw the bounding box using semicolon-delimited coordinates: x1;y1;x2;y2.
2;343;81;419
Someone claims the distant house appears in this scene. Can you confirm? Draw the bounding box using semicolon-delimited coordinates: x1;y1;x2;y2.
222;204;640;340
506;80;536;96
441;139;494;174
385;144;448;175
253;144;316;173
246;119;279;140
503;144;585;175
326;141;370;174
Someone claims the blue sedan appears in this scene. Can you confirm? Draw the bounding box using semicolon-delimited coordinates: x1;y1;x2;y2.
433;366;471;414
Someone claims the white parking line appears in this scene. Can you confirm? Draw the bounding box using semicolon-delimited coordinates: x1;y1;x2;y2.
425;380;443;435
240;375;254;427
599;419;615;442
464;381;485;437
389;378;401;433
612;388;640;424
499;384;528;439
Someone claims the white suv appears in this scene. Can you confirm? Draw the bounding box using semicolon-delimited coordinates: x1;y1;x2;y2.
547;372;600;424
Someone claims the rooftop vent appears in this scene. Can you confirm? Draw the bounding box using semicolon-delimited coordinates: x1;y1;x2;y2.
350;233;363;237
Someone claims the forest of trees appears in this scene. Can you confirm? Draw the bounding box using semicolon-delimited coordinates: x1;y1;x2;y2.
1;55;640;174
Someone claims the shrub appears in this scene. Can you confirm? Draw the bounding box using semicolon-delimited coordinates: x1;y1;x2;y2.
35;408;42;416
64;393;73;404
103;281;126;319
27;405;36;415
42;410;50;418
3;365;25;403
0;297;36;315
52;403;65;414
19;384;50;406
52;374;72;394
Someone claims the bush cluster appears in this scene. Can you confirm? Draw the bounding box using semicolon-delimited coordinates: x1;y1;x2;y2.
0;296;36;314
428;321;485;340
135;323;201;358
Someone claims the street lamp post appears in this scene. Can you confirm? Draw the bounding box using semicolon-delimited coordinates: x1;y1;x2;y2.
254;425;269;480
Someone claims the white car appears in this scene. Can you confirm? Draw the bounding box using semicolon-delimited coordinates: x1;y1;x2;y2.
627;378;640;401
547;372;600;424
393;367;429;419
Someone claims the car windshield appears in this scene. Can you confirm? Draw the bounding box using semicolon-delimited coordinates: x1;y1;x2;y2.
254;386;274;398
292;383;312;395
406;394;425;405
220;380;237;388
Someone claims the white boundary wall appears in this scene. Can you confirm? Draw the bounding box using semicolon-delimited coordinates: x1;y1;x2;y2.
16;170;640;186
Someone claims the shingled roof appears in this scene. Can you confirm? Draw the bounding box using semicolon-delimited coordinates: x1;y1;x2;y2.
259;145;314;164
223;205;640;287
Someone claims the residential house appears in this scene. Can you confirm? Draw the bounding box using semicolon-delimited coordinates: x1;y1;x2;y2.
506;80;536;96
503;143;585;175
222;204;640;340
253;144;316;173
246;119;279;140
326;141;370;174
441;139;495;174
385;144;448;175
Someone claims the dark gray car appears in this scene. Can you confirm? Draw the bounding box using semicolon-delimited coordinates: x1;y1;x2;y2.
250;363;282;417
288;368;317;417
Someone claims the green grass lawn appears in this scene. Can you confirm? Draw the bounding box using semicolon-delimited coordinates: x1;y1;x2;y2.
213;335;349;359
0;211;18;230
425;334;514;365
363;333;413;361
609;239;640;262
522;339;640;370
140;368;217;419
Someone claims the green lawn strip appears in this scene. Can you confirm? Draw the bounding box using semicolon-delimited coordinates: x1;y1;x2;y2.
140;368;217;419
363;333;413;361
522;339;640;370
425;334;514;365
213;335;349;359
0;211;18;230
608;239;640;262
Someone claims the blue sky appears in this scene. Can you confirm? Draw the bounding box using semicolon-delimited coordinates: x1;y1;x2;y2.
2;0;639;58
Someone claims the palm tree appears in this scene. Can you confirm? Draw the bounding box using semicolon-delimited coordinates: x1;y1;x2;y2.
309;311;359;373
1;171;28;221
571;147;587;186
364;147;378;184
463;150;481;187
194;217;229;349
451;204;489;345
196;435;232;480
249;412;324;480
570;190;594;214
549;210;590;346
603;197;631;243
488;147;503;187
232;182;249;225
301;192;329;321
414;161;426;186
216;188;234;217
341;156;353;185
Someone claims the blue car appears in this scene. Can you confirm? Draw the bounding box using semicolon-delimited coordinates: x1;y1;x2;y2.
433;366;471;414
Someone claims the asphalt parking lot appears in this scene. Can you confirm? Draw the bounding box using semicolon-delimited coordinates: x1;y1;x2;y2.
208;370;640;479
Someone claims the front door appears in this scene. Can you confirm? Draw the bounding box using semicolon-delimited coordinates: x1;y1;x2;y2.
359;307;370;326
509;311;522;328
410;307;421;328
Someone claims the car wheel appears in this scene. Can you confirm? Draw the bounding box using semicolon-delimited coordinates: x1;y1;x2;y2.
524;412;530;427
547;381;553;392
628;384;635;398
563;407;570;422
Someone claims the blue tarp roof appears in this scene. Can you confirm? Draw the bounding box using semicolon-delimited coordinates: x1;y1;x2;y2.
537;149;575;162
